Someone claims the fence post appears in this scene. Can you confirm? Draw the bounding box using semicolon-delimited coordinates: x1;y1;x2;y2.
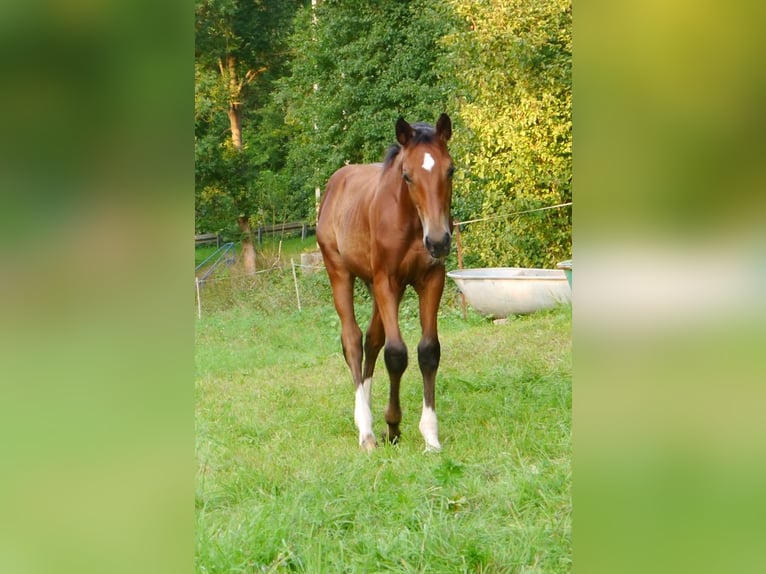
454;220;467;320
195;277;202;320
291;258;302;312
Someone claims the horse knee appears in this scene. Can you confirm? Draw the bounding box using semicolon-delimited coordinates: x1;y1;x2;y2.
418;339;441;373
384;343;408;377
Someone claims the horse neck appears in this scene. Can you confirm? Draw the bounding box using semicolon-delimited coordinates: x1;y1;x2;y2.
379;155;418;220
368;158;421;242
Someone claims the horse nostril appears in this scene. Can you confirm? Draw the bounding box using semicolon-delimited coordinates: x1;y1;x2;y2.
425;232;451;257
440;234;452;256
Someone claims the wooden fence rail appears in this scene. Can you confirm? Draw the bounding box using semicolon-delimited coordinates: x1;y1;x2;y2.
196;222;315;248
256;221;315;245
195;233;220;248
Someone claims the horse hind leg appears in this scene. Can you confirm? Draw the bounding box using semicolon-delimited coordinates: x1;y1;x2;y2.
362;301;383;400
363;302;401;444
328;270;376;451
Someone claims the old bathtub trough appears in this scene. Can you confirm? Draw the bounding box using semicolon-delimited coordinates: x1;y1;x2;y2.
447;267;572;317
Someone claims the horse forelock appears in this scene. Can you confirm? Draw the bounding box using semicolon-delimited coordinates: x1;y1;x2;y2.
382;122;439;171
410;122;437;144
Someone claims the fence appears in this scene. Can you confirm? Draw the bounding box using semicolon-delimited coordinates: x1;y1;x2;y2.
256;221;315;245
193;203;570;319
195;242;237;319
195;233;220;248
195;242;236;283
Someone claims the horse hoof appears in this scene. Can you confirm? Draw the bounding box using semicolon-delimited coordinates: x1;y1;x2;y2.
423;443;442;454
381;431;400;445
360;436;377;452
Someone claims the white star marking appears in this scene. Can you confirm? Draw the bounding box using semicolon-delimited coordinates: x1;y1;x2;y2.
422;152;435;172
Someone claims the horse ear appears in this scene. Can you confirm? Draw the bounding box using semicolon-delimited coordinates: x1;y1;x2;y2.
436;113;452;142
396;117;413;147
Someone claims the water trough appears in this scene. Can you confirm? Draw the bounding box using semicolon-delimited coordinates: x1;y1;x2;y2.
447;267;571;317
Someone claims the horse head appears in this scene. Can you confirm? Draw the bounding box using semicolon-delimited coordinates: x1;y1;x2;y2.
395;113;454;259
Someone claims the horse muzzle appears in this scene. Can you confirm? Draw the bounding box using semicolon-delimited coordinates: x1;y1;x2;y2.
424;231;451;259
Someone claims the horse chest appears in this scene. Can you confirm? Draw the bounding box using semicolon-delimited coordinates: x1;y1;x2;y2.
372;237;436;283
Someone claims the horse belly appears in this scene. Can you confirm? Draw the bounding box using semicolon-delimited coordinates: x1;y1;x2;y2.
317;164;378;281
336;233;373;280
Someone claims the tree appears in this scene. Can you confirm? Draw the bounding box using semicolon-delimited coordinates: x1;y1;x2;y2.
444;0;572;268
276;0;459;198
194;0;572;270
195;0;301;273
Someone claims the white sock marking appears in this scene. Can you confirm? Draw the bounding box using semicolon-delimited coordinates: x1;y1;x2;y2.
363;377;372;406
354;383;373;445
419;401;441;452
422;152;435;172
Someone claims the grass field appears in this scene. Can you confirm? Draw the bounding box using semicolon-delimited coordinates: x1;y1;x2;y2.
195;256;571;573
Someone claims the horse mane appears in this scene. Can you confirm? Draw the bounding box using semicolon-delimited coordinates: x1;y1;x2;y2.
383;145;401;168
382;121;437;169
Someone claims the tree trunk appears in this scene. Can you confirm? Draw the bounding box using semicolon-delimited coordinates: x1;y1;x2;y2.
225;55;243;151
220;54;259;273
237;215;257;275
228;105;242;150
230;105;255;273
224;56;256;273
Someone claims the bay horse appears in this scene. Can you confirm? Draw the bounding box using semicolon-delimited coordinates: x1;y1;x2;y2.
317;114;454;452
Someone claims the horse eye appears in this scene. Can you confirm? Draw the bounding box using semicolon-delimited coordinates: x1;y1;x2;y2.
447;165;455;179
403;172;412;184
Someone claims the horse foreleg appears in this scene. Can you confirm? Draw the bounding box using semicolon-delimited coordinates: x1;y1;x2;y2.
383;340;406;444
373;276;407;444
329;271;376;451
416;270;446;453
417;339;441;453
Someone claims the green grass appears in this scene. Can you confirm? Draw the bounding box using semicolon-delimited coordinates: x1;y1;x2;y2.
195;244;220;268
195;269;571;573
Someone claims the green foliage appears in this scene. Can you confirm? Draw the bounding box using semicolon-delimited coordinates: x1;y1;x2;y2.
194;0;572;267
444;0;572;268
194;0;304;235
276;0;460;192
